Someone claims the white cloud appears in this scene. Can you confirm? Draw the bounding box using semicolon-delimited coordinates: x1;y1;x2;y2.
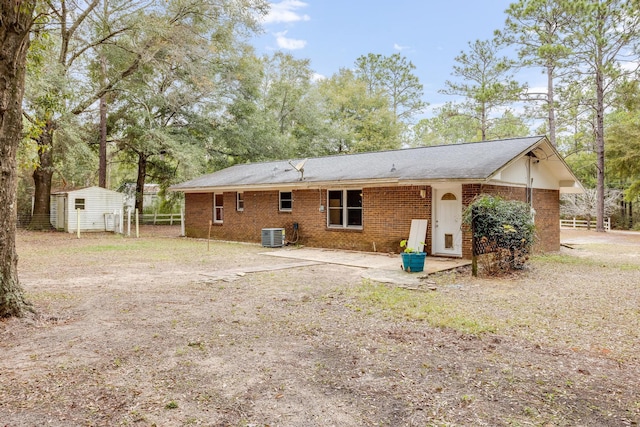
263;0;310;24
312;73;326;82
394;43;410;51
620;59;640;72
275;31;307;50
525;85;548;96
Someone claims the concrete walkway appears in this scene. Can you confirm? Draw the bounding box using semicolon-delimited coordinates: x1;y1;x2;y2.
263;247;470;286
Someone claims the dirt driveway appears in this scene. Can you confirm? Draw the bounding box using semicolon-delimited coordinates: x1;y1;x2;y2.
1;227;639;426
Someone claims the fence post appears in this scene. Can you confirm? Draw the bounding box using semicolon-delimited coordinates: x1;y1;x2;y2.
127;209;131;237
471;206;478;277
180;208;185;237
76;208;81;239
135;208;139;238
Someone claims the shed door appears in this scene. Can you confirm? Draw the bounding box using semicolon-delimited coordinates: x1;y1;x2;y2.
57;196;66;231
432;186;462;257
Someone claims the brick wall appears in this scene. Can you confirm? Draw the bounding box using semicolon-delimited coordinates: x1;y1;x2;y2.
184;193;213;238
532;188;560;252
185;186;431;254
184;183;560;258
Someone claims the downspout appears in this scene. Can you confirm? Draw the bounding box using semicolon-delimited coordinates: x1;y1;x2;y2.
527;156;532;206
528;156;536;222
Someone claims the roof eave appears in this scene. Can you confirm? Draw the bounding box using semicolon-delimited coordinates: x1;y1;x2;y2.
488;136;586;194
170;177;496;193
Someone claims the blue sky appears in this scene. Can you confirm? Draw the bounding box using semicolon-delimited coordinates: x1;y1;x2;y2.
253;0;528;115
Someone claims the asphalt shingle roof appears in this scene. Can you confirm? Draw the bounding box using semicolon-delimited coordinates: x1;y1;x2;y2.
172;136;548;191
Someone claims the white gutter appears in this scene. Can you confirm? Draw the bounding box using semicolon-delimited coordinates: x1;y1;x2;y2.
169;177;493;193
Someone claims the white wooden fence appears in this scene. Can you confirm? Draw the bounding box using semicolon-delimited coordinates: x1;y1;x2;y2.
560;217;610;231
140;212;182;225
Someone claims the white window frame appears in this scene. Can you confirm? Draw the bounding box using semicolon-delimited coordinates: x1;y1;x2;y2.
213;193;224;223
236;192;244;212
327;189;362;229
279;191;292;212
74;198;85;210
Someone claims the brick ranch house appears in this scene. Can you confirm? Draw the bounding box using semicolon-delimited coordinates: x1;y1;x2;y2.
171;136;583;259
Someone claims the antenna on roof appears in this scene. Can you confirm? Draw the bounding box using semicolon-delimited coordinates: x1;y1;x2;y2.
288;158;307;181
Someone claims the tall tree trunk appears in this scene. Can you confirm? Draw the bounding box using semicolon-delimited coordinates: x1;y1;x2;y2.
480;103;487;141
546;61;556;147
99;54;107;188
135;152;147;213
595;62;605;232
0;0;36;318
29;124;55;230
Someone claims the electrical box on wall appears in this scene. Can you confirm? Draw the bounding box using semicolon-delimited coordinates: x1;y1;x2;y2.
261;228;285;247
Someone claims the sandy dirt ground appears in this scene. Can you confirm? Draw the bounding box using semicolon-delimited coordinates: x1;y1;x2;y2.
0;227;639;426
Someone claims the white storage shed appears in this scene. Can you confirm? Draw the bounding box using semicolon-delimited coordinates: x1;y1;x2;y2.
50;186;124;233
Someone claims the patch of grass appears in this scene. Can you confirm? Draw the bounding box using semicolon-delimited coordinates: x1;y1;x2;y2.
349;280;495;335
534;253;640;271
25;291;77;302
187;341;206;351
82;244;131;253
533;253;592;265
164;400;178;409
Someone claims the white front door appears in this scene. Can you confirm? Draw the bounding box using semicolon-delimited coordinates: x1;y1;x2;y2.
432;186;462;256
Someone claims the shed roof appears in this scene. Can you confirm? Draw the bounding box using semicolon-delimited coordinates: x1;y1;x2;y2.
172;136;582;192
51;186;123;196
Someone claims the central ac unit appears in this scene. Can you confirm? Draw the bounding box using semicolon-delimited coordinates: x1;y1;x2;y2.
261;228;285;247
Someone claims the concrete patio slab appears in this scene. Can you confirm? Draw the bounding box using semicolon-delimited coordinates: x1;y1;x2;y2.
262;247;471;286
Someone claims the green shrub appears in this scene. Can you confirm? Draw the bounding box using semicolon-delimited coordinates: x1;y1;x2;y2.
463;195;536;274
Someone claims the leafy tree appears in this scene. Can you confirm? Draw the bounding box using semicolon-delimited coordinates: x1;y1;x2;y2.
554;80;596;156
261;52;313;136
206;49;274;166
412;104;530;147
318;68;401;153
562;0;640;231
23;0;269;228
561;188;622;228
441;39;525;141
288;85;336;157
108;6;267;212
563;150;597;189
354;53;427;124
498;0;572;146
23;0;146;229
490;110;531;139
607;110;640;201
207;50;320;165
1;0;37;317
248;51;326;160
411;103;479;146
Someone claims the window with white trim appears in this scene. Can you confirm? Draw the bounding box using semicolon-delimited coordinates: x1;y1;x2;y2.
213;193;224;223
74;198;85;210
236;192;244;211
279;191;292;211
327;189;362;228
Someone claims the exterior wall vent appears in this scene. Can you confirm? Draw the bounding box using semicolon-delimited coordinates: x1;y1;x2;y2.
262;228;285;247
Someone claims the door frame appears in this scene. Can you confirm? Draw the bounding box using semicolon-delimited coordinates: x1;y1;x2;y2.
431;184;462;257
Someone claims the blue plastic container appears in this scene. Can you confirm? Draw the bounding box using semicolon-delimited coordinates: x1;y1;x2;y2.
401;252;426;272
